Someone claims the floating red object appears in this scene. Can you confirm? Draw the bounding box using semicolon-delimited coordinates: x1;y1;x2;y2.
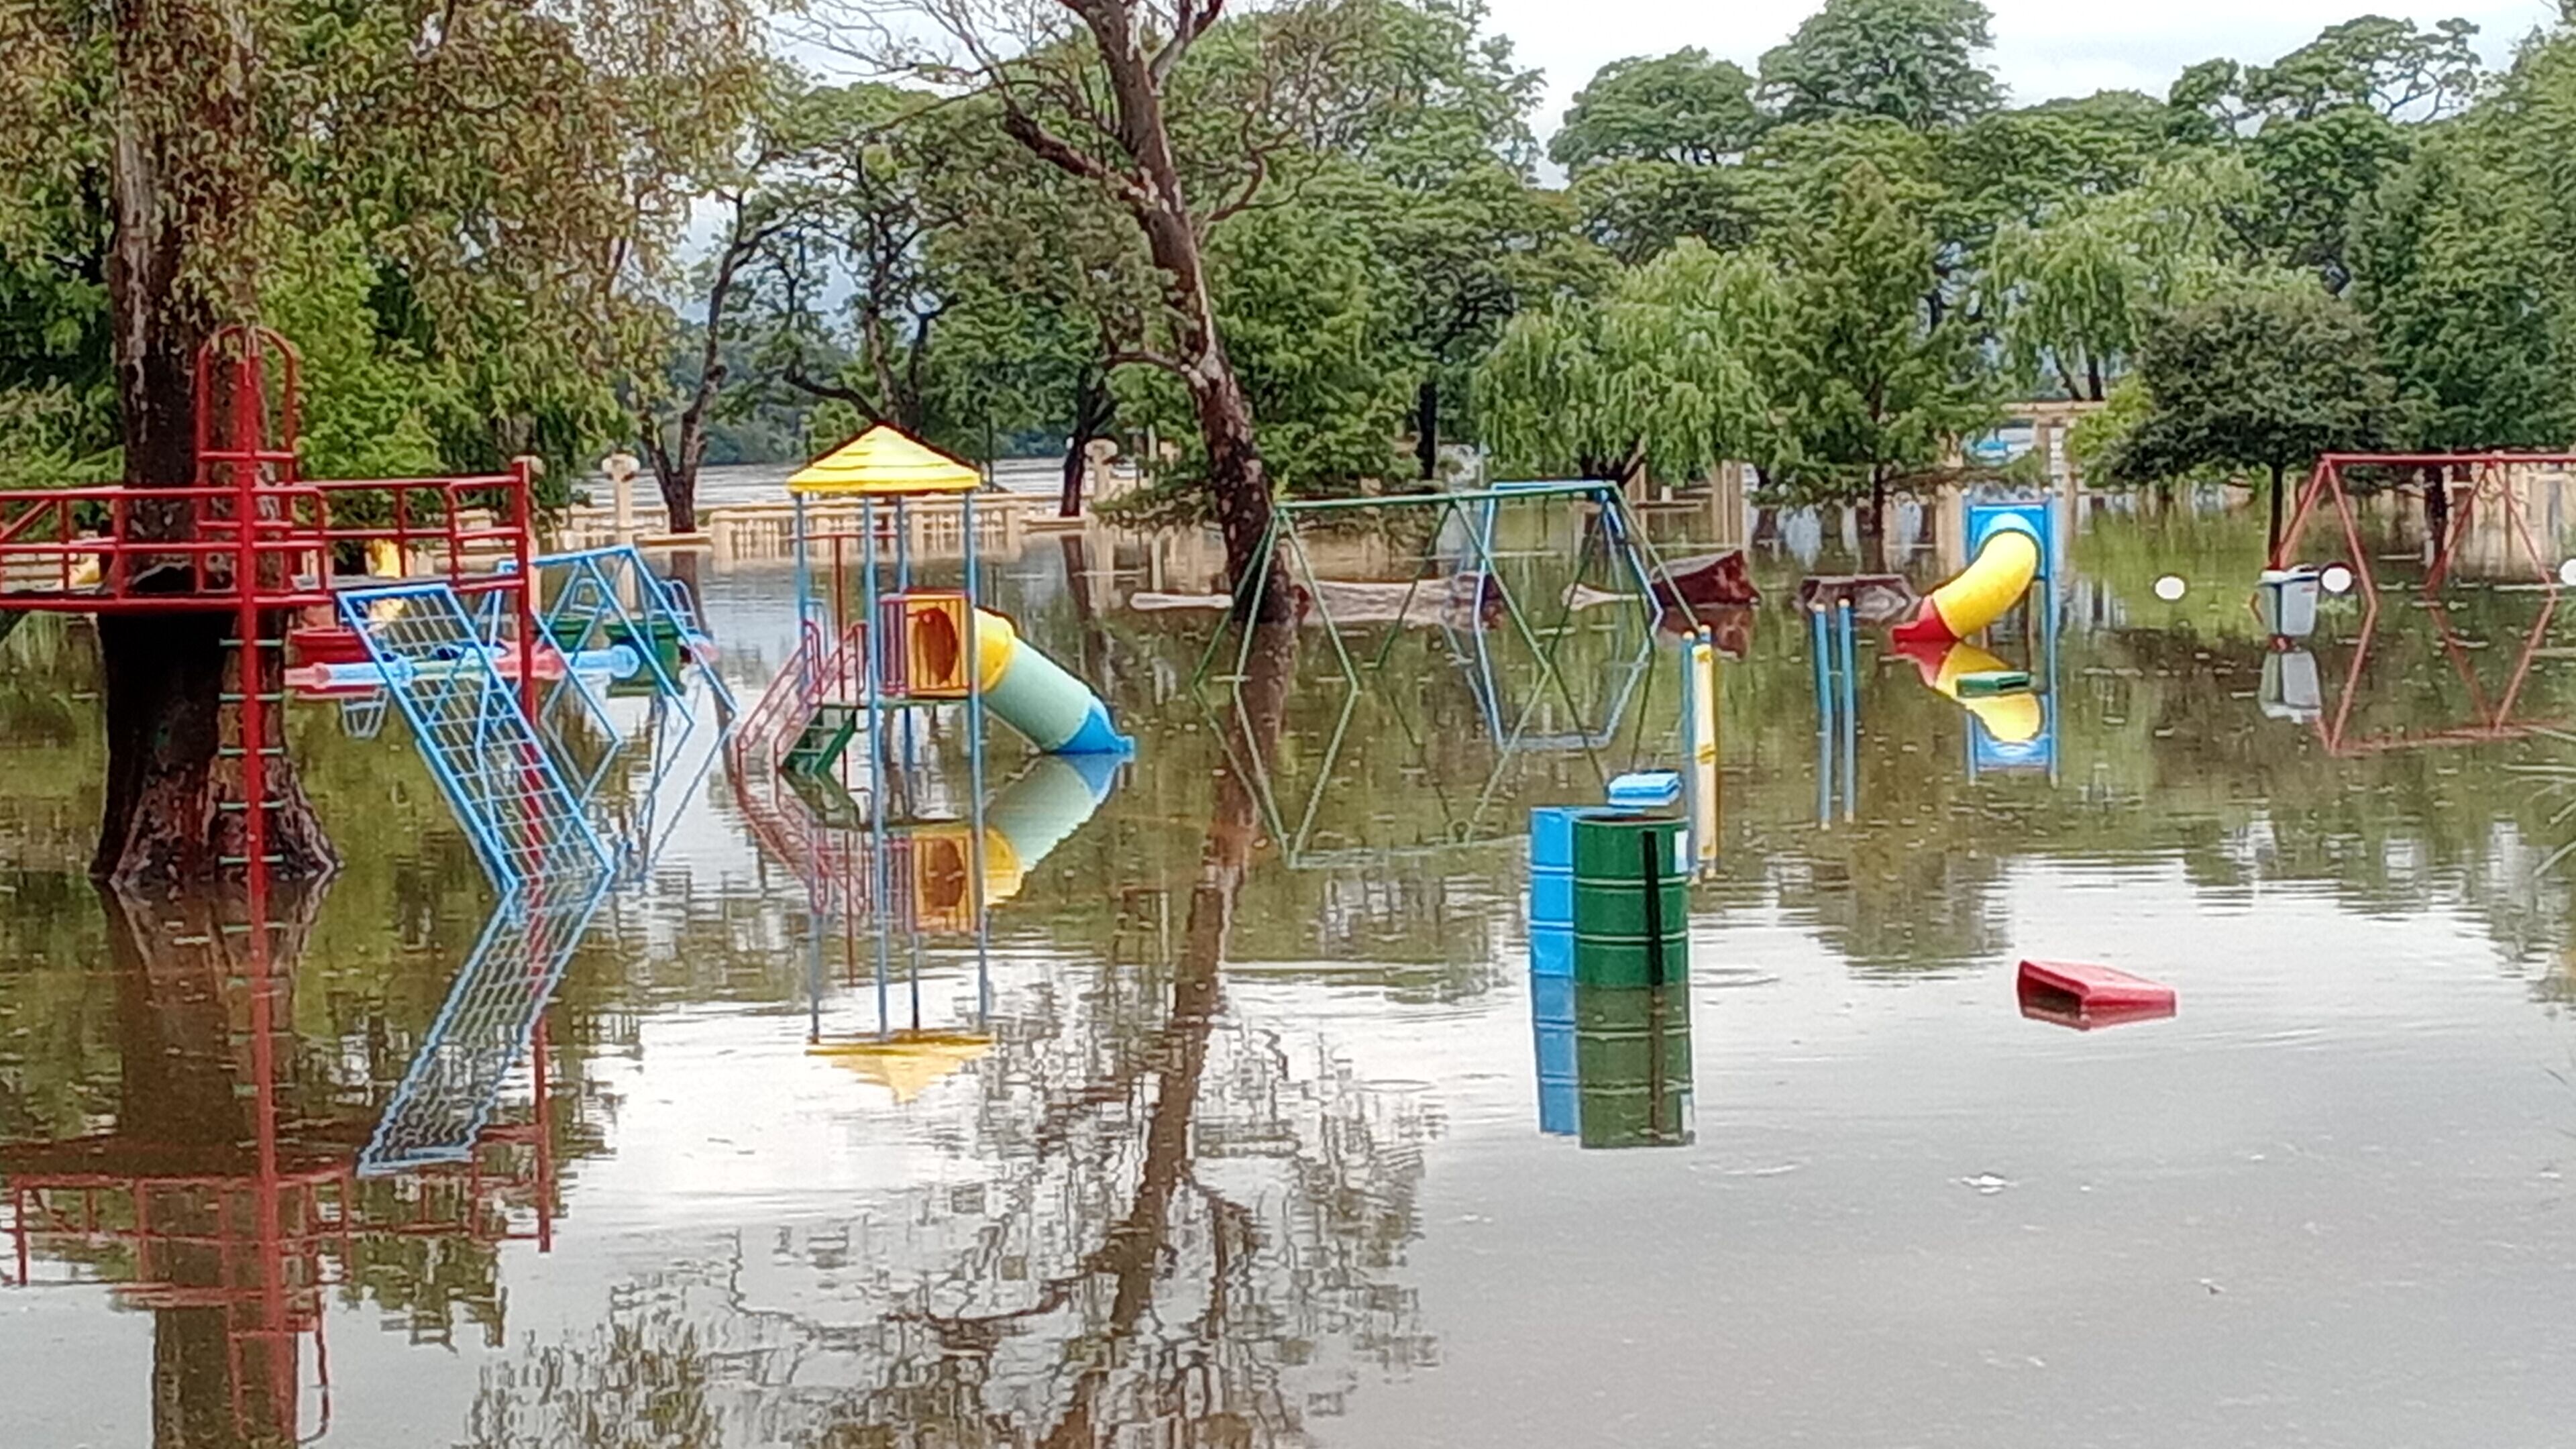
2017;959;2176;1030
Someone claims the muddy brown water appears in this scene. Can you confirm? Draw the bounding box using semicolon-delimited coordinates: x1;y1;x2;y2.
6;505;2576;1446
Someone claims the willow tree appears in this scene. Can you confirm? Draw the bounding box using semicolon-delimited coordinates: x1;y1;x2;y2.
1475;238;1782;487
0;0;765;884
1982;155;2265;401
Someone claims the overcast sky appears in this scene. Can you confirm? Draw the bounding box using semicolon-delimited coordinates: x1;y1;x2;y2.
1490;1;2564;135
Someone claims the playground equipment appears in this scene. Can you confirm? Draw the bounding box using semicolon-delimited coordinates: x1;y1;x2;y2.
1892;504;2049;646
2264;452;2573;757
2271;451;2573;608
1197;480;1722;873
726;425;1128;1070
0;325;680;896
0;330;696;1443
1886;500;2061;783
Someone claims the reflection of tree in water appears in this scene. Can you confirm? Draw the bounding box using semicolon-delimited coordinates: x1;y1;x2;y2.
0;877;593;1447
470;626;1437;1448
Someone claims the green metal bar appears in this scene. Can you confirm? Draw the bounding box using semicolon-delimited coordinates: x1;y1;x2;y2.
1273;482;1619;514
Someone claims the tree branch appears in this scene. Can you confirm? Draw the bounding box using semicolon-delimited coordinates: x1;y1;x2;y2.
1202;145;1269;227
1106;345;1185;376
777;358;883;419
1000;106;1152;212
1150;0;1226;89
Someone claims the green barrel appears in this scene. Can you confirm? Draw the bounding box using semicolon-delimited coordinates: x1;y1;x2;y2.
1572;815;1690;989
1574;983;1693;1150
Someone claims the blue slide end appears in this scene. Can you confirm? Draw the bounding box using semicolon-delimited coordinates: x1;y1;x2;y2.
1057;702;1134;757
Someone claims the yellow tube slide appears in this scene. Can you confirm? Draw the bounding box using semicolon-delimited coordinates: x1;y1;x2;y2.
1892;521;2040;645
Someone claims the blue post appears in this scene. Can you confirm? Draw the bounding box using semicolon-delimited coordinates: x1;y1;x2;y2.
964;488;992;995
1837;598;1858;823
863;498;891;1016
896;497;918;784
1811;607;1835;827
792;492;816;692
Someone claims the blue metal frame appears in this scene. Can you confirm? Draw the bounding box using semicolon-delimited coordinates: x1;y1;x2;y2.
358;871;610;1175
337;581;613;891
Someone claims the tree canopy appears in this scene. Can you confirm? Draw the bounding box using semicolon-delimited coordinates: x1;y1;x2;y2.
5;0;2576;541
2108;285;2398;545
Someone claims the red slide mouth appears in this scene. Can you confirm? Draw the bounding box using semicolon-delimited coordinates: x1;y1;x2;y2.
1888;597;1956;648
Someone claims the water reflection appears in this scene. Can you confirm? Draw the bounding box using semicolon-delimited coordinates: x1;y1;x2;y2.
361;876;607;1182
3;875;588;1445
473;624;1437;1445
12;504;2576;1442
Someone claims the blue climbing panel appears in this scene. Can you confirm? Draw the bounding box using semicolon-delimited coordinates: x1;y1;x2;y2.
527;546;735;871
358;873;609;1175
534;545;735;727
337;582;612;890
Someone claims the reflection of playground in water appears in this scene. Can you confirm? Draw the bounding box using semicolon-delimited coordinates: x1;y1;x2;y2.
472;627;1439;1448
0;875;602;1445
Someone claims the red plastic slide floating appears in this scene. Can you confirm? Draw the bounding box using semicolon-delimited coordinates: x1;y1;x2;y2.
2017;959;2176;1030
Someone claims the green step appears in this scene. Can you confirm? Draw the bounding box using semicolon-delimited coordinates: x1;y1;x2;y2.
782;769;865;830
782;704;863;778
1958;669;2033;698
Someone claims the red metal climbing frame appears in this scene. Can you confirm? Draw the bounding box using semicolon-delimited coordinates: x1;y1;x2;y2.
0;327;562;1441
2271;452;2576;755
0;325;551;870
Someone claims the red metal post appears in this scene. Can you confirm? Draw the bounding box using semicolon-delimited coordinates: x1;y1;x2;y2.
512;457;539;727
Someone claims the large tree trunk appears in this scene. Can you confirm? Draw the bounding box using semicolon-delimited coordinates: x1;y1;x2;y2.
98;19;331;888
1058;366;1114;519
641;421;703;535
1414;378;1440;482
1130;203;1288;623
996;9;1287;623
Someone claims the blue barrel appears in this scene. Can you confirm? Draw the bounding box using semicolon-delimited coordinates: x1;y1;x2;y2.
1532;972;1578;1137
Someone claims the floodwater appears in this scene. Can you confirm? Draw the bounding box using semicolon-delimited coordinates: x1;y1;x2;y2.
8;500;2576;1447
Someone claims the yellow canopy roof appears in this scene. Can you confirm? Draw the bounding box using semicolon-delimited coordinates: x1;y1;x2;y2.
808;1031;994;1104
788;425;981;496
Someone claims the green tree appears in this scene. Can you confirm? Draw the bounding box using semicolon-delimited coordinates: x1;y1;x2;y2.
1757;0;2001;133
1114;195;1412;515
1941;90;2171;233
1550;48;1765;266
2108;285;2398;551
1476;238;1782;486
1769;160;1992;562
2243;15;2485;122
0;0;765;884
2349;133;2575;453
633;82;799;535
2162;18;2488;290
1982;154;2267;400
1551;48;1764;172
1567;157;1763;266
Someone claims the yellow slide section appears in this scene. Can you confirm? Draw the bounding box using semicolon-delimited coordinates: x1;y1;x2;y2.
1892;521;2040;646
1915;643;2045;745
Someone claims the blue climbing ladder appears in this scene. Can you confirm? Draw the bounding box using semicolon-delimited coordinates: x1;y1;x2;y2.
337;582;612;890
358;873;610;1175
